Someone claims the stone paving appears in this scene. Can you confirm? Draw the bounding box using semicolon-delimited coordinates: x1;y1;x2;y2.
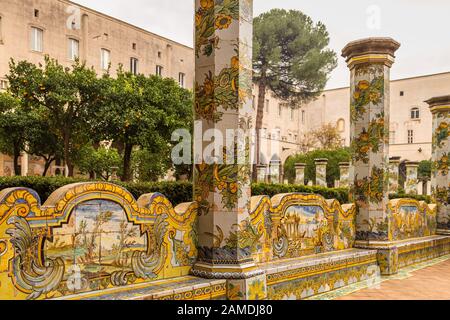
309;255;450;300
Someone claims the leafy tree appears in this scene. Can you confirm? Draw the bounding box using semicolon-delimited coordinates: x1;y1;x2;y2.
418;160;432;181
100;69;192;181
6;57;106;177
131;149;171;182
284;148;351;186
253;9;337;171
0;92;34;175
312;123;343;150
26;109;64;176
75;145;121;181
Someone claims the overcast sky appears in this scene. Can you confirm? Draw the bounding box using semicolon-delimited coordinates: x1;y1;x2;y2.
74;0;450;89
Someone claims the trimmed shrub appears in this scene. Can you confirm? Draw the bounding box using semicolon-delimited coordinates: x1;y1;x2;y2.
251;183;349;204
0;176;432;206
0;176;192;206
284;148;351;187
389;192;432;204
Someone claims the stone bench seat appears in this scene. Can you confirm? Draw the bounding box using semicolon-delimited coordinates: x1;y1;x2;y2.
260;249;378;300
53;276;227;301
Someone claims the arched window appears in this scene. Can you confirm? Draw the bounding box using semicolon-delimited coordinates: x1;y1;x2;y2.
337;119;345;132
410;107;420;120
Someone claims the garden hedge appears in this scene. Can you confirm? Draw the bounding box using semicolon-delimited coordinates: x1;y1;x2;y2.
0;176;431;206
0;176;192;206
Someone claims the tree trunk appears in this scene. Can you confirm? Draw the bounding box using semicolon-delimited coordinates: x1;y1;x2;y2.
63;130;74;177
42;157;55;177
122;143;133;182
13;146;20;176
253;77;267;181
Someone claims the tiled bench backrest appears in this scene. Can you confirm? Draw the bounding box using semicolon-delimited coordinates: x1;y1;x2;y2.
0;182;197;300
250;193;357;263
388;199;437;241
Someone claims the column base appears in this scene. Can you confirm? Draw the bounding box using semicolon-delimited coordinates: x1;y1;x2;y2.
191;262;267;300
190;261;264;279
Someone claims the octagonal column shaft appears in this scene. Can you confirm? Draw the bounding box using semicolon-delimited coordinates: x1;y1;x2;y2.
426;96;450;234
192;0;266;300
295;163;306;185
388;157;401;194
256;164;267;183
339;162;350;188
315;158;328;187
342;38;400;244
269;160;281;184
405;161;419;195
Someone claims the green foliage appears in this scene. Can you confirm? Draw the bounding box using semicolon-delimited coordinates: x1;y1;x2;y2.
131;149;171;182
251;183;349;204
284;148;351;186
418;160;432;180
6;57;106;176
0;176;193;206
253;9;337;104
389;192;432;204
75;145;121;181
0;176;432;208
252;9;337;170
3;58;192;182
99;69;193;181
0;92;33;175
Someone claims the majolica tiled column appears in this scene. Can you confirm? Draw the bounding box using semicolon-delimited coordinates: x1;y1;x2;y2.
295;163;306;185
256;164;267;183
342;38;400;275
269;160;281;184
193;0;266;300
405;161;419;195
426;96;450;234
339;162;350;188
388;157;401;194
315;159;328;187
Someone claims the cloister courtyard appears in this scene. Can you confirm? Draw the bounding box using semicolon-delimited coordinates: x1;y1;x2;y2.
0;0;448;305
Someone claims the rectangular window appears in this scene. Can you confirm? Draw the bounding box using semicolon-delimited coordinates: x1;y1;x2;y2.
278;104;282;117
407;130;414;144
301;110;306;124
290;107;294;121
252;95;256;109
178;72;185;88
389;131;396;144
68;38;79;61
265;99;269;112
30;27;43;52
261;128;267;139
0;16;3;43
130;57;139;75
156;65;163;77
0;79;8;91
101;49;110;70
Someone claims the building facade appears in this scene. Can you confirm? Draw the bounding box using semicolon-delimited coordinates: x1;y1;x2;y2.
0;0;194;176
0;0;448;179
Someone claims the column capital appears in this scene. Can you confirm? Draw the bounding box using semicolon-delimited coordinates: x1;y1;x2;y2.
405;161;419;168
294;163;307;168
314;158;329;164
389;156;401;164
342;37;400;69
425;95;450;114
338;162;350;167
